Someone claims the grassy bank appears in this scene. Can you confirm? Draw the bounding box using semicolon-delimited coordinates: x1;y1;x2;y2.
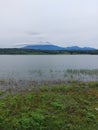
0;81;98;130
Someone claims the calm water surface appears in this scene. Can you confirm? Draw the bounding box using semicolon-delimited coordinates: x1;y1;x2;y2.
0;55;98;81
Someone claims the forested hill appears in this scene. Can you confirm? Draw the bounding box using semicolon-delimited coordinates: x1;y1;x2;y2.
0;48;98;54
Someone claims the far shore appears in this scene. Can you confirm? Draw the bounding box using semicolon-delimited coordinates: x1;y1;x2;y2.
0;48;98;55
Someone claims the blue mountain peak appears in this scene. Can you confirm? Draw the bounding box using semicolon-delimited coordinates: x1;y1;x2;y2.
21;43;96;51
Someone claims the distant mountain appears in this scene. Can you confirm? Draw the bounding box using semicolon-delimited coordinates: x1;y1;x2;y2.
22;43;96;51
22;43;65;50
64;46;96;51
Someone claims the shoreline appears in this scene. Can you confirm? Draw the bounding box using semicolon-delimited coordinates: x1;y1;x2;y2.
0;78;98;96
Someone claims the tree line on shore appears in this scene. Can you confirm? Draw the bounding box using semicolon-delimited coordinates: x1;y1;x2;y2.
0;48;98;54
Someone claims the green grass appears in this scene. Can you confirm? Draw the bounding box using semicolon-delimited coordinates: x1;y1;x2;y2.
0;82;98;130
0;90;3;95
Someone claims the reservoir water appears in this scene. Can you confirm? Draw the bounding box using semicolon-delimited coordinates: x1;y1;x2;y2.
0;55;98;81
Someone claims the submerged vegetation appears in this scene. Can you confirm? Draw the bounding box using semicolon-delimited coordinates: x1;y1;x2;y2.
64;69;98;81
66;69;98;75
0;81;98;130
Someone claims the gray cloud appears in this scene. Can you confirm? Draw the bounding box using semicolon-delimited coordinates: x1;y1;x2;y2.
27;32;42;36
0;0;98;48
26;32;46;39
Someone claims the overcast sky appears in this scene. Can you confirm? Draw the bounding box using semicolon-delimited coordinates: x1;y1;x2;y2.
0;0;98;48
